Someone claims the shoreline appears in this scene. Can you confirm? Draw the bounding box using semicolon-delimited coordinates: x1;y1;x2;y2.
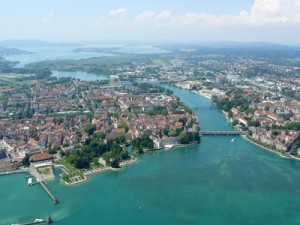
59;156;139;186
242;135;297;160
191;90;212;99
172;83;212;100
58;142;200;186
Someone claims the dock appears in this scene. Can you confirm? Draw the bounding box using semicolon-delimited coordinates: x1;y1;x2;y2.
29;166;59;204
39;181;59;204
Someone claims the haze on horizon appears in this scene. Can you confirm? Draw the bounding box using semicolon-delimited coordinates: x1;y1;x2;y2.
1;0;300;44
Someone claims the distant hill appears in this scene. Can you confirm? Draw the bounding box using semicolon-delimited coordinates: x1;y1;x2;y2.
0;39;78;48
0;46;30;56
156;42;300;59
157;41;298;50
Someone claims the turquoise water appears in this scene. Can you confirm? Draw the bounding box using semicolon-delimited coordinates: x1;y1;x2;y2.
2;85;300;225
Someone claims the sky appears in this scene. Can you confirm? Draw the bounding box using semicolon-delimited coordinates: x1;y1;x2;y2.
1;0;300;43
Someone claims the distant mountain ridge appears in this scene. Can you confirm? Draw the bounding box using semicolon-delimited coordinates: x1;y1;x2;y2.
0;46;30;56
0;39;78;48
1;39;299;49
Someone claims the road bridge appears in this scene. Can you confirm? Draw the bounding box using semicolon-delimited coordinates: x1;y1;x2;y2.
199;130;245;136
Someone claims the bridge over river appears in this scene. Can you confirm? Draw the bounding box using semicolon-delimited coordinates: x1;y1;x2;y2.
199;130;246;136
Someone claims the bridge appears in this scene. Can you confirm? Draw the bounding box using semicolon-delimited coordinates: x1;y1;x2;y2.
190;106;216;110
199;130;245;136
137;79;184;84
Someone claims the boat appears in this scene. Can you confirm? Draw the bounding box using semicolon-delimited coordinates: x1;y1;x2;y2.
164;144;174;149
11;215;52;225
231;138;235;142
28;177;33;186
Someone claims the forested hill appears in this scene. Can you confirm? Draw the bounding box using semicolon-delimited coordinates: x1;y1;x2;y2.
0;46;29;56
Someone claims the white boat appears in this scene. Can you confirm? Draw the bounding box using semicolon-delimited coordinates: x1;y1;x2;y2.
165;144;174;149
231;138;235;142
28;177;33;185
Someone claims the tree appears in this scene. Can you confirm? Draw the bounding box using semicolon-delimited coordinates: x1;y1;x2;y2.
22;154;30;167
48;146;59;155
110;159;120;168
178;131;193;144
120;151;130;160
131;133;154;152
84;124;96;136
232;119;238;126
75;157;90;169
192;131;201;143
118;122;129;133
66;154;79;166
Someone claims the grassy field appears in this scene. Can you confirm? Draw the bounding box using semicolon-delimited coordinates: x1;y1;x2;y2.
152;58;170;66
0;73;35;82
25;54;171;73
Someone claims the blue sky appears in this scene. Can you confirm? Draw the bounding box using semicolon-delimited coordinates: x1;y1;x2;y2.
0;0;299;43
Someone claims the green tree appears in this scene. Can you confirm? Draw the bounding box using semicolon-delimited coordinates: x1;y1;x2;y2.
84;124;96;136
22;154;30;167
118;122;129;133
131;133;154;152
178;131;193;144
75;157;90;169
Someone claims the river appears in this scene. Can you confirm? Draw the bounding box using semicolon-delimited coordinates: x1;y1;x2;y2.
2;78;300;225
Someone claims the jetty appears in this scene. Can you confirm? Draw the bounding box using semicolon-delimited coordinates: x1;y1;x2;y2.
39;181;59;204
29;166;59;204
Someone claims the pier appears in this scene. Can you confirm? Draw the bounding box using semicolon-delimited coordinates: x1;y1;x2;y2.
39;181;59;204
199;130;245;136
29;165;59;204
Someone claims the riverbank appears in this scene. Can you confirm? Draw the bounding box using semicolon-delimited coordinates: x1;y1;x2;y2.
242;135;293;159
191;90;212;99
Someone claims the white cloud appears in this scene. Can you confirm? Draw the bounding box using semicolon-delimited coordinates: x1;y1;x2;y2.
96;0;300;30
133;11;155;26
42;12;55;24
41;18;51;24
251;0;282;15
131;0;300;28
108;8;128;17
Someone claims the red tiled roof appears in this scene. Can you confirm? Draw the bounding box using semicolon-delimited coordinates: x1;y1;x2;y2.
30;152;52;162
